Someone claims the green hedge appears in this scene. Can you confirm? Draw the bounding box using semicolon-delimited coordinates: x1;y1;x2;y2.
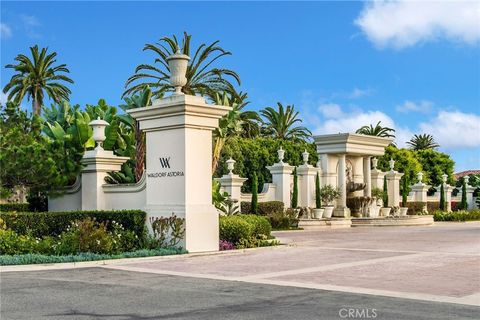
0;203;29;212
0;210;146;239
241;201;284;216
0;248;185;266
219;214;271;246
433;209;480;222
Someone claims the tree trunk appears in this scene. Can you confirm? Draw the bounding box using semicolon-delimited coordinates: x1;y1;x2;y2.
134;122;145;182
212;137;225;173
32;98;42;116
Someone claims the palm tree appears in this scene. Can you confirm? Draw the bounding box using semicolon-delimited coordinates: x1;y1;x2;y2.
407;134;439;150
3;45;74;116
260;102;312;141
118;87;152;181
356;121;395;138
123;32;240;100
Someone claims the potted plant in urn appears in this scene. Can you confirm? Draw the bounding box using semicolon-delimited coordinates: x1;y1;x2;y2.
313;172;324;219
370;187;384;218
320;185;341;218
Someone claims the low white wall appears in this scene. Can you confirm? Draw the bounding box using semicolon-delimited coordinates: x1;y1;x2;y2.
48;178;82;212
240;183;277;203
103;174;146;210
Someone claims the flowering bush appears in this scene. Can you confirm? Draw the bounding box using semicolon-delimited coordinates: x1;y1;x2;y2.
219;239;235;251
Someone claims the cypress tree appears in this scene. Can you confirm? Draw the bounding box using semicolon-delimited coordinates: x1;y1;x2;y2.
402;176;408;207
439;182;446;211
291;168;298;209
251;172;258;214
383;175;389;207
460;178;467;210
315;172;321;209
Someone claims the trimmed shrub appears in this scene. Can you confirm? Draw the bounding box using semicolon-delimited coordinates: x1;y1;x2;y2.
219;214;271;246
426;202;440;213
240;214;271;237
0;210;146;241
219;215;254;245
268;209;299;230
0;203;29;212
240;201;284;216
433;209;480;222
405;202;427;215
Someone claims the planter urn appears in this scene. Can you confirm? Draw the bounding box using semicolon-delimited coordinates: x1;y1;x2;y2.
323;206;334;218
166;49;190;94
313;208;324;219
380;207;392;217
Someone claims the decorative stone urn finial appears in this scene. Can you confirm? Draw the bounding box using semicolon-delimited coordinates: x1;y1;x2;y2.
389;158;395;171
226;158;236;175
442;173;448;184
417;171;424;184
166;49;190;95
277;147;285;164
89;117;109;150
464;175;470;186
372;157;378;170
302;149;309;165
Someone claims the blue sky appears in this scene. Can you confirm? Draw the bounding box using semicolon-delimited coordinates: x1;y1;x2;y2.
1;1;479;172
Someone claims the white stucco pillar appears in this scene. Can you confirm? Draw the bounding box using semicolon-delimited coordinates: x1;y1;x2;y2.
128;94;231;253
215;159;247;203
363;156;372;197
463;176;476;209
338;154;347;207
267;148;295;208
333;154;350;217
297;150;319;208
410;172;430;213
81;148;129;211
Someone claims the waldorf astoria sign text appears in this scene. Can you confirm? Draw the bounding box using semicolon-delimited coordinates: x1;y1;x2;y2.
147;156;184;178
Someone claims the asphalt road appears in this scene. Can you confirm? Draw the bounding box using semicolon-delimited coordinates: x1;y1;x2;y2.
1;267;478;320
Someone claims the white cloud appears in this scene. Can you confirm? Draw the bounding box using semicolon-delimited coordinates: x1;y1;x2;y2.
20;14;42;39
349;87;373;99
396;100;433;113
355;1;480;49
313;104;412;147
0;23;12;39
318;103;344;119
418;110;480;149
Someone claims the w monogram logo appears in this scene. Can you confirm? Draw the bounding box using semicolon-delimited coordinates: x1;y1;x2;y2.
159;157;171;168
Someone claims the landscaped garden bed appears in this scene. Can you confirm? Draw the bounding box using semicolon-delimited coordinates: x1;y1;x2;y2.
0;209;187;265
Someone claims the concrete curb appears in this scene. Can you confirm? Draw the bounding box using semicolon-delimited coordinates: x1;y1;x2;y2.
0;244;288;273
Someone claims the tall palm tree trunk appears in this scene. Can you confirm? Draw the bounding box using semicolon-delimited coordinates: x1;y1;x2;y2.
212;137;225;173
135;123;146;181
33;97;42;116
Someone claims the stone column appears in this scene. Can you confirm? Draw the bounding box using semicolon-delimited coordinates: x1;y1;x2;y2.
214;158;247;203
297;150;319;208
464;176;476;209
385;159;404;207
333;154;350;217
411;172;430;213
363;156;372;197
81;119;129;210
267;147;295;208
370;157;386;190
129;94;230;253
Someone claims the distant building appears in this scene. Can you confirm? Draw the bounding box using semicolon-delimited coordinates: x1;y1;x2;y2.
454;170;480;180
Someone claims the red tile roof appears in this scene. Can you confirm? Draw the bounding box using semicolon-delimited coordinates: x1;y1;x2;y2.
454;170;480;180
